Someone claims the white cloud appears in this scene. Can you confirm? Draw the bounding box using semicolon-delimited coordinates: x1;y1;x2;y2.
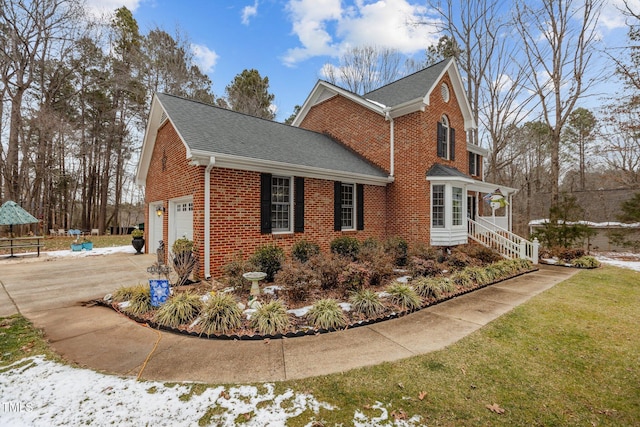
83;0;142;19
191;43;219;73
283;0;440;66
242;0;259;25
600;0;640;30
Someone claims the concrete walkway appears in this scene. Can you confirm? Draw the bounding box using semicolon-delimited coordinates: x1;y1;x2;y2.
0;251;578;383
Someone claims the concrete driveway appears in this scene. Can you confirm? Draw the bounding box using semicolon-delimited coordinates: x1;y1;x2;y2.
0;251;578;383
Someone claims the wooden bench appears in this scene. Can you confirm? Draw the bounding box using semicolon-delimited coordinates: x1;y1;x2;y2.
0;236;45;258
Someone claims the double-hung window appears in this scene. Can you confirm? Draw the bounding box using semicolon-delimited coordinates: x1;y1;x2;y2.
432;184;445;228
341;183;355;230
452;187;463;226
271;176;291;232
437;115;455;160
469;152;481;176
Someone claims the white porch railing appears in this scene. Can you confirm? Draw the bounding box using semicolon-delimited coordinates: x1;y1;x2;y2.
468;218;539;264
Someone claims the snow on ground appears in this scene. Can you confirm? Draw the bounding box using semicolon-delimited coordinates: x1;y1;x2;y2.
0;356;423;427
595;252;640;272
46;245;136;258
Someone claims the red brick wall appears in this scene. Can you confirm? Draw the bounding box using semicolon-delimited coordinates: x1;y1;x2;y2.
299;72;470;247
207;170;387;277
144;121;204;259
300;95;391;173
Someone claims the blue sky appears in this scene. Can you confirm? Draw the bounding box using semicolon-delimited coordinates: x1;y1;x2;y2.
87;0;636;122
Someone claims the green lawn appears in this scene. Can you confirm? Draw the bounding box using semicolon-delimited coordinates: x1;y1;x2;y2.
1;265;638;426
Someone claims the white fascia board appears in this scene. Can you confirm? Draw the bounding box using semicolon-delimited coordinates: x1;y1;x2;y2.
189;150;393;186
386;99;425;118
467;143;489;156
426;175;477;186
466;180;518;195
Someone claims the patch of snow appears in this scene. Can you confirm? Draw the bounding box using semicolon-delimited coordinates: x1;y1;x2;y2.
395;275;410;283
287;306;312;317
353;401;423;426
0;356;334;426
529;219;640;228
262;285;280;295
596;253;640;272
46;245;136;258
339;302;352;312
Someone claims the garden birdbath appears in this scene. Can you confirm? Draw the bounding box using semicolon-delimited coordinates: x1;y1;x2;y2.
243;271;267;298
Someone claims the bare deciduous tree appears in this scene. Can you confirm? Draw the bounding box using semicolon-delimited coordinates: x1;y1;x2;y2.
513;0;603;205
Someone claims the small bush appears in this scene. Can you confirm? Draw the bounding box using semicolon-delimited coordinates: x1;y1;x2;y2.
249;245;285;282
172;237;194;254
154;291;202;328
306;299;347;330
123;285;152;316
409;257;444;278
445;248;479;270
250;300;290;335
307;253;348;290
571;255;600;268
513;258;533;272
386;282;422;311
131;229;144;238
338;262;371;295
436;277;456;294
349;289;386;318
222;255;257;293
451;270;474;289
411;277;443;299
556;247;585;262
291;239;320;263
199;293;242;335
384;236;409;266
330;236;360;260
275;261;318;303
357;242;394;286
409;242;441;261
461;245;503;265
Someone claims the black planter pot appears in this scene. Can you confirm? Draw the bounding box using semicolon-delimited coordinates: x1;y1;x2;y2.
131;237;145;254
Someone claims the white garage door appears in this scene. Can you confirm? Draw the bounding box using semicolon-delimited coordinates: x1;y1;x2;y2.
172;199;193;246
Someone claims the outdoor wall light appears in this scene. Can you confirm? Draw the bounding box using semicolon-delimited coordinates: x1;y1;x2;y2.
156;206;165;217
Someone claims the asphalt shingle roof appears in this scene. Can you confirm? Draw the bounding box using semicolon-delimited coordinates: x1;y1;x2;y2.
156;93;388;179
426;163;472;179
364;60;450;108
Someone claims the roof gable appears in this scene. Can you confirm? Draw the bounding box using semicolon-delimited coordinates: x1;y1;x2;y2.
136;94;390;186
292;58;476;131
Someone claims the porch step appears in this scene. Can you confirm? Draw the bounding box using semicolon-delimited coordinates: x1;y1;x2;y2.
468;218;539;264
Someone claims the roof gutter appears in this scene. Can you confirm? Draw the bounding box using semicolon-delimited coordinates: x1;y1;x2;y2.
385;109;395;177
203;156;215;279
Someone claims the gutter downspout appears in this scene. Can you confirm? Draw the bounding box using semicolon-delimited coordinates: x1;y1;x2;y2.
204;157;215;279
385;110;394;176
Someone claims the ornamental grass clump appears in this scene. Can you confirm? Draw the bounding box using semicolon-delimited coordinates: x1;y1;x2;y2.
122;285;152;316
386;282;422;311
411;276;442;300
153;291;203;328
571;255;600;268
112;284;146;303
349;289;386;318
436;277;456;294
199;293;242;335
306;299;347;330
250;300;290;335
465;266;492;286
451;269;474;289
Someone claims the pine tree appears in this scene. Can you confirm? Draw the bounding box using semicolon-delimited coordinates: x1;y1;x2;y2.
225;69;275;120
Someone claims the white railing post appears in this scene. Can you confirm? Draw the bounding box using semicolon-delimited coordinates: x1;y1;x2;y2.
519;239;526;260
532;238;539;264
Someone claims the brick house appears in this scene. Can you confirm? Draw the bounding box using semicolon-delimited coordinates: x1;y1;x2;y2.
136;59;532;279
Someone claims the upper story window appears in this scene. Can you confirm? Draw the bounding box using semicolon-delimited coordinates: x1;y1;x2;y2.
271;176;292;232
469;152;481;177
437;115;455;161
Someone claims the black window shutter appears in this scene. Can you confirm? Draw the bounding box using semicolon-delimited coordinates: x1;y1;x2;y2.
449;127;456;161
260;173;272;234
334;181;342;231
294;177;304;232
469;152;475;175
356;184;364;230
437;121;445;158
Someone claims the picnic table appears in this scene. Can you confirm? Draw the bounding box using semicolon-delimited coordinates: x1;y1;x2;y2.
0;236;44;258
